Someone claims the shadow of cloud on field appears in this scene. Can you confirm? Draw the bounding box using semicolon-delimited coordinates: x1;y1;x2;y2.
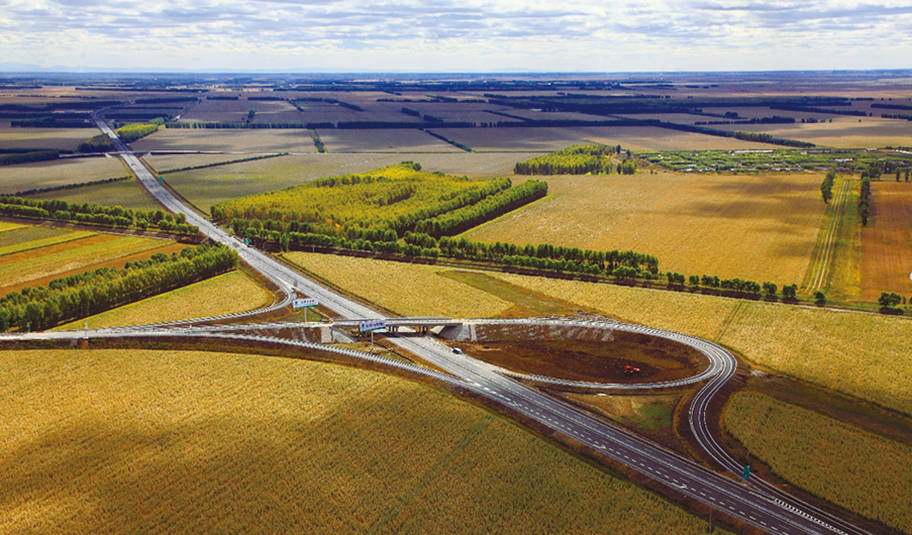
0;379;504;534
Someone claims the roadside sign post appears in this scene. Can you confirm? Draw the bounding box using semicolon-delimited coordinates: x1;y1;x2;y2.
293;297;318;323
359;319;387;353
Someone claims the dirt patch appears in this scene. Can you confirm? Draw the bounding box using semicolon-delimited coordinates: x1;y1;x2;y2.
452;326;707;383
560;392;684;451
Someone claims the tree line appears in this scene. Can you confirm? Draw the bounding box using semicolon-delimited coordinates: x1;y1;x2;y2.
0;196;198;235
820;169;836;203
859;177;871;226
0;243;237;331
413;180;547;237
0;150;60;166
514;145;626;175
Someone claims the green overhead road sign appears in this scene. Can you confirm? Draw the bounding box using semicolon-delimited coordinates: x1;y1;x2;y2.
742;465;751;479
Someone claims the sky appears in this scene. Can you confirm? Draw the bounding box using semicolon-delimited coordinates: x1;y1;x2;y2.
1;0;911;72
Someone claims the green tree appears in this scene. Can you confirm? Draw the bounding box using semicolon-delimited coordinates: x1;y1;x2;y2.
814;291;826;305
878;292;902;309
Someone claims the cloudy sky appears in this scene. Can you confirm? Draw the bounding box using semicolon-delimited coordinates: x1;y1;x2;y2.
1;0;911;72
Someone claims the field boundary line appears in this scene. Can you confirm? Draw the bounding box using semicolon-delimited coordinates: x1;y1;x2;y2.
803;176;850;294
0;230;97;257
713;301;743;343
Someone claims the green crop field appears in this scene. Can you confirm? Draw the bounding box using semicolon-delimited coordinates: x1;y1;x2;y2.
0;348;729;534
724;392;912;532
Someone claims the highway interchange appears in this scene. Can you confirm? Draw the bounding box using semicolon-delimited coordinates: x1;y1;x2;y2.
0;117;873;535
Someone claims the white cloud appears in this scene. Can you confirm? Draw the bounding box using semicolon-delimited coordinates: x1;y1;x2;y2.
0;0;909;71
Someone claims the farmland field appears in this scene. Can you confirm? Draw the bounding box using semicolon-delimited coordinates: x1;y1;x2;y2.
464;172;824;285
0;349;726;534
23;178;161;210
0;126;99;151
0;156;128;194
282;252;912;413
428;126;772;152
724;392;912;532
0;228;96;256
159;152;542;210
714;116;912;148
861;182;912;300
55;270;272;330
0;232;178;293
315;128;462;153
489;271;912;414
132;128;318;153
282;252;512;318
142;153;247;173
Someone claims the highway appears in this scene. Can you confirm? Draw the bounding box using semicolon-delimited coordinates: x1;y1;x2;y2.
51;116;866;535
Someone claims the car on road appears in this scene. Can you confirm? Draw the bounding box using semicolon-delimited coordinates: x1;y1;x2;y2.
452;347;463;354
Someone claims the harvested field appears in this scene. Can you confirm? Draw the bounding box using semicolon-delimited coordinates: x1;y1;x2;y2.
0;156;128;195
464;172;823;285
23;178;161;210
142;153;254;173
451;329;705;383
0;127;98;151
55;270;272;330
861;182;912;300
132;128;318;153
282;252;512;318
0;234;175;292
714;117;912;148
315;128;461;153
569;126;774;151
429;126;772;152
724;392;912;532
0;349;725;534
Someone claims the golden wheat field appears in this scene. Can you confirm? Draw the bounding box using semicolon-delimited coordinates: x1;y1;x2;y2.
283;252;513;318
283;253;912;412
715;301;912;414
54;270;272;330
724;392;912;532
490;272;912;414
0;349;728;534
464;171;825;285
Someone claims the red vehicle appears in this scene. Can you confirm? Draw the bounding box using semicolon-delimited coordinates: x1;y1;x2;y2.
624;365;641;376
